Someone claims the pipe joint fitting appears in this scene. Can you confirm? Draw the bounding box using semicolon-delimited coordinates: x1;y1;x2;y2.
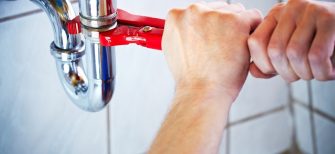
50;41;85;62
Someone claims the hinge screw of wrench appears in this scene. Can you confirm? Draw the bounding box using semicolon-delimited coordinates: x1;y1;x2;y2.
142;26;152;32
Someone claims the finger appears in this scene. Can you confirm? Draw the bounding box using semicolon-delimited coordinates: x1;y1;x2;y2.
268;11;299;82
308;26;335;80
239;9;263;31
286;14;315;80
248;3;286;75
248;15;277;75
249;62;276;78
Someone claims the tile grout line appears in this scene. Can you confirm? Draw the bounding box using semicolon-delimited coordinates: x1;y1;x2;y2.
307;81;318;154
106;105;112;154
226;113;230;154
0;1;78;24
0;9;43;23
287;83;299;153
293;100;335;124
227;105;287;128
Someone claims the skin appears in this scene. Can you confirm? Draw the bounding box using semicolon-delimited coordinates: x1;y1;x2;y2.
149;0;335;153
148;1;262;153
248;0;335;81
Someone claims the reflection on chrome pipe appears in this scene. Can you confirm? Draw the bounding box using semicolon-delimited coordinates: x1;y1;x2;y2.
85;40;115;81
31;0;81;49
78;0;118;28
32;0;116;112
51;41;115;111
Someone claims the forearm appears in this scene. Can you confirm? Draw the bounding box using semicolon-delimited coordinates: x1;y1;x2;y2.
150;1;260;153
148;87;233;154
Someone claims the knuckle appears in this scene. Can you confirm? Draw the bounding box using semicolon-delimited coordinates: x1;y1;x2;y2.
187;3;202;13
301;74;313;80
220;13;239;23
281;73;300;83
296;70;313;80
308;48;326;65
247;36;261;50
268;2;285;16
167;8;184;19
273;2;285;10
319;10;335;27
308;52;320;64
253;61;276;74
315;75;329;81
286;76;300;83
207;12;240;27
268;45;283;61
286;44;302;61
259;66;276;74
306;3;319;13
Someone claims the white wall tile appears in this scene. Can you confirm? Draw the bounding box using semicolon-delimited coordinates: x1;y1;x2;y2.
0;1;38;19
294;103;313;153
219;130;228;154
291;80;309;104
315;114;335;154
0;10;107;154
311;80;335;118
230;76;288;122
109;45;174;154
230;109;292;154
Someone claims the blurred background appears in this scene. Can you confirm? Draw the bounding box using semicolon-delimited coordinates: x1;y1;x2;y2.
0;0;334;154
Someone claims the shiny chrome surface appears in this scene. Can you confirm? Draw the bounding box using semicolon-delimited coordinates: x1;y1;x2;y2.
32;0;117;112
79;0;118;28
85;40;115;80
51;42;115;111
31;0;81;49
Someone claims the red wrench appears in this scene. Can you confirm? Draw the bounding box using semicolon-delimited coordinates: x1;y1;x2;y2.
67;9;165;50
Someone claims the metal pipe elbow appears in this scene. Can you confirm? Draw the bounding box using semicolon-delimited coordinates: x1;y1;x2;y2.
51;42;115;112
31;0;81;49
32;0;116;112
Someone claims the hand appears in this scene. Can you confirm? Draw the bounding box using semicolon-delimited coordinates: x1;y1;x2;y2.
248;0;335;82
162;1;262;101
150;3;262;153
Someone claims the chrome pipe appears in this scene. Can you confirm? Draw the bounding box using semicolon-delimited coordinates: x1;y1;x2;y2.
31;0;81;49
78;0;118;29
32;0;116;112
51;41;115;112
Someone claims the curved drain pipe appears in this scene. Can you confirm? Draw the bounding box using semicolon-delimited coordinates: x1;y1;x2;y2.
31;0;116;112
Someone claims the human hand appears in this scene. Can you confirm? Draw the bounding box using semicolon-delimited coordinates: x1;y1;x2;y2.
162;1;262;101
248;0;335;82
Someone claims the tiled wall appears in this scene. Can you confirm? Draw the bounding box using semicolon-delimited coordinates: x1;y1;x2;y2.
291;80;335;154
2;0;327;154
283;0;335;153
0;1;109;154
226;1;293;154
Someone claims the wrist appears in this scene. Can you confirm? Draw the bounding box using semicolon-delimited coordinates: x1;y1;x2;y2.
175;81;238;106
